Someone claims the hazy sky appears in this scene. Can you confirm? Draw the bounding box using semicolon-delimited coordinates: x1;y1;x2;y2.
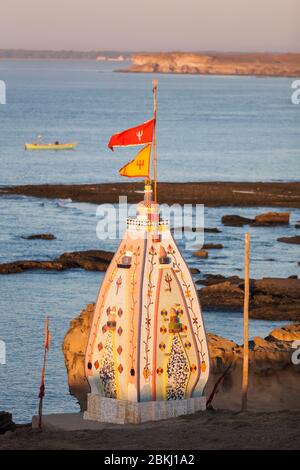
1;0;299;52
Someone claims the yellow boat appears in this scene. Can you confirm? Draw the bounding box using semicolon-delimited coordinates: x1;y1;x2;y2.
25;142;78;151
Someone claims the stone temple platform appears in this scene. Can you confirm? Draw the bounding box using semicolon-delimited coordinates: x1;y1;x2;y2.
32;412;117;431
83;394;206;424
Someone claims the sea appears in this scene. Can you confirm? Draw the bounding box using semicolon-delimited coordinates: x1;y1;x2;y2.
0;60;299;422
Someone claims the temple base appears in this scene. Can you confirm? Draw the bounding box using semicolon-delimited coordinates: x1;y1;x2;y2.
83;394;206;424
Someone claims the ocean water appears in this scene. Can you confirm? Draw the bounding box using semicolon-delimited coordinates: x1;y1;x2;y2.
0;60;299;185
0;60;299;423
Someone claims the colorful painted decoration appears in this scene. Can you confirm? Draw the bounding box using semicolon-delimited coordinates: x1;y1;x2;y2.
85;182;210;403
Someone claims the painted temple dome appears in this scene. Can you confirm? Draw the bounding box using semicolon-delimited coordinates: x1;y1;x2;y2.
85;183;210;403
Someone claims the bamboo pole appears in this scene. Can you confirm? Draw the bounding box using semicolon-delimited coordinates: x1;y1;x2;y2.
152;79;158;204
242;232;250;411
38;343;47;428
38;317;50;428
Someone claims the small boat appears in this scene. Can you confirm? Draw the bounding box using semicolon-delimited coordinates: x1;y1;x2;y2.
25;141;77;151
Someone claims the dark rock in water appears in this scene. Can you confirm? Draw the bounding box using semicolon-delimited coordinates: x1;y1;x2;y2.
202;243;223;249
22;233;56;240
171;226;202;233
221;215;253;226
0;260;65;274
0;250;114;274
198;276;300;321
193;249;209;259
2;181;300;207
251;211;290;226
190;267;200;274
57;250;114;271
277;236;300;245
0;249;199;275
222;212;290;227
196;274;241;286
295;224;300;229
199;280;244;309
204;227;222;233
171;226;222;233
0;411;16;434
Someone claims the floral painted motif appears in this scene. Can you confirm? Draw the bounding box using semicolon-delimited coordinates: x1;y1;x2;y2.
143;245;157;380
129;246;141;371
168;248;206;365
166;335;189;400
99;331;117;398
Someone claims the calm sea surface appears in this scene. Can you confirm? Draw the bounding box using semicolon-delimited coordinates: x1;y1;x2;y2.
0;60;299;422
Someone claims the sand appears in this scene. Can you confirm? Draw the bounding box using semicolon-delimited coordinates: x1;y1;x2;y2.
1;409;300;450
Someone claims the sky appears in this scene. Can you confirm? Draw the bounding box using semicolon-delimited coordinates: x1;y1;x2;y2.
1;0;299;52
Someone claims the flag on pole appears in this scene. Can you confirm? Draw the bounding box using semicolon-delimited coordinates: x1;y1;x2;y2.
108;118;155;150
119;144;151;178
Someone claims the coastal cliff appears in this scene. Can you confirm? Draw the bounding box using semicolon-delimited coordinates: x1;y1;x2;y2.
122;52;300;77
62;304;300;412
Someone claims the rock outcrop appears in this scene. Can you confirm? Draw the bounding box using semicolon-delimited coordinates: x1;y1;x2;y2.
0;250;201;276
62;304;300;412
62;304;94;411
221;211;290;227
198;277;300;321
2;182;300;207
0;250;113;274
193;249;209;259
0;412;15;434
277;236;300;245
122;53;300;77
251;212;290;226
202;243;223;249
221;215;253;226
22;233;56;240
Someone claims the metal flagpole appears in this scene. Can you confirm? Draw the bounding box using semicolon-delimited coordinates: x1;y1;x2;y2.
152;79;158;204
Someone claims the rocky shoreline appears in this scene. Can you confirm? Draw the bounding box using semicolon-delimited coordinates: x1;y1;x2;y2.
0;250;113;274
0;310;299;449
62;304;300;413
198;276;300;321
2;181;300;207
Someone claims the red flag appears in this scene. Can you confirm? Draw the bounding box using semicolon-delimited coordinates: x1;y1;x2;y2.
108;118;155;150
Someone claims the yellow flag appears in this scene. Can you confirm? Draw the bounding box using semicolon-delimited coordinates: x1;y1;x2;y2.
119;144;151;178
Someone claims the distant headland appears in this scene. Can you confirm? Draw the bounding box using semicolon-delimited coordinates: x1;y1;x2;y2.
0;49;129;60
1;50;300;77
121;52;300;77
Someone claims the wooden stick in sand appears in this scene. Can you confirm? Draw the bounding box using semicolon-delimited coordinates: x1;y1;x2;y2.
38;317;51;428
